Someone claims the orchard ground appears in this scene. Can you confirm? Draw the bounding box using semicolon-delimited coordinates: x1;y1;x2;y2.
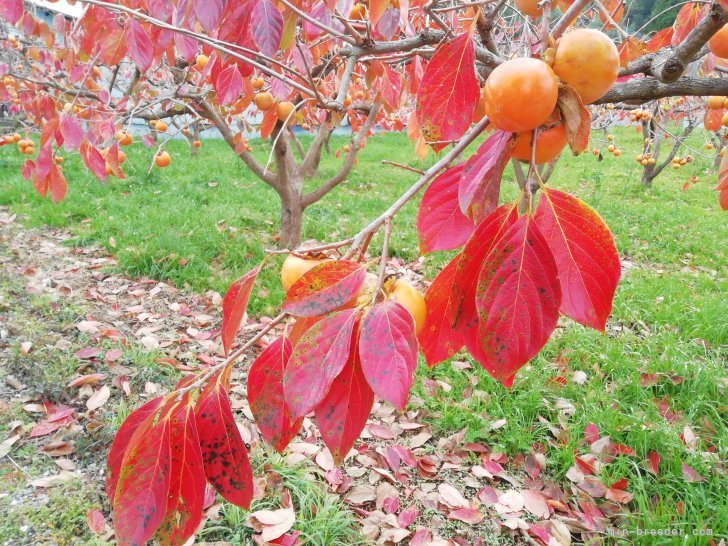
0;128;726;545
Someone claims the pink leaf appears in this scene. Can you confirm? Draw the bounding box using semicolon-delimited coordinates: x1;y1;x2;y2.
0;0;23;24
448;508;484;524
126;19;153;72
251;0;284;57
214;63;244;106
60;113;83;151
681;463;706;483
195;0;224;32
80;140;107;181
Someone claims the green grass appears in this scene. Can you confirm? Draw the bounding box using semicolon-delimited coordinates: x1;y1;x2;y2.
1;126;727;543
201;451;368;546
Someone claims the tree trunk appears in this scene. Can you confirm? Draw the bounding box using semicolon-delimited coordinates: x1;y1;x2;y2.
641;166;655;187
279;188;304;249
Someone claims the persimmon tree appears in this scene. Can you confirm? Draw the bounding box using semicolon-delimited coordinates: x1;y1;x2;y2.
2;0;728;544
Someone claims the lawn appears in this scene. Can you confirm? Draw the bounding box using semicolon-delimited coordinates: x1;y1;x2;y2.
0;127;726;544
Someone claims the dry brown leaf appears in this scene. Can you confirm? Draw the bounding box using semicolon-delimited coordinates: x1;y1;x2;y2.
248;507;295;542
86;386;111;411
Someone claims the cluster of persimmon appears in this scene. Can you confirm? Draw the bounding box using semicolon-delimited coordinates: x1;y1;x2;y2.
149;119;168;132
670;155;694;170
634;153;657;166
629;108;652;123
605;134;622;157
482;28;618;164
280;254;426;333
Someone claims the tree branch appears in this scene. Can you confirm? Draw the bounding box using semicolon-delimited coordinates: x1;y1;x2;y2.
302;101;382;207
300;116;334;176
197;100;279;188
660;3;728;83
597;76;728;104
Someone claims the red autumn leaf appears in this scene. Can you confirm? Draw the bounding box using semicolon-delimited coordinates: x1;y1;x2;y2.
610;443;637;456
105;143;125;180
416;164;474;254
369;0;389;27
126;18;153;72
194;0;225;32
80;140;107;181
672;3;704;45
283;308;359;418
557;86;591;154
214;63;244;106
418;256;465;367
647;28;674;52
472;214;561;386
155;400;206;546
112;408;171;546
251;0;284;57
359;300;418;409
448;204;518;331
535;188;621;331
315;346;374;464
282;261;367;317
646;451;661;475
448;508;484;524
100;28;127;67
86;509;106;535
416;33;479;152
221;266;261;355
379;64;403;110
106;396;163;502
584;422;600;444
195;371;254;508
681;462;706;483
248;336;303;453
458;130;513;224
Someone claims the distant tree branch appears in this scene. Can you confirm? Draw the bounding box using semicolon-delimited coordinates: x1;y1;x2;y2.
597;76;728;104
302;101;382;207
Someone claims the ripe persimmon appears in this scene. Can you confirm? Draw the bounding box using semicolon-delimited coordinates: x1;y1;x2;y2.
514;0;542;17
511;123;567;164
155;121;168;132
276;101;295;122
193;140;201;148
553;29;619;104
251;77;265;90
484;58;558;133
387;279;426;334
707;96;725;109
255;92;274;111
155;151;171;167
349;3;366;19
709;23;728;58
281;255;329;291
